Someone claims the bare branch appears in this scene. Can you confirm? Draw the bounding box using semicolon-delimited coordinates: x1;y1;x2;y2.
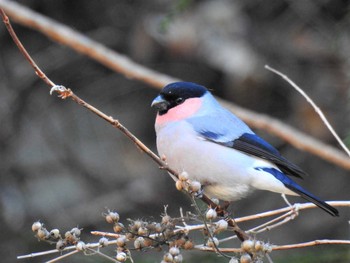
18;201;350;260
46;250;79;263
0;0;349;170
235;201;350;223
197;239;350;253
265;65;350;157
272;239;350;251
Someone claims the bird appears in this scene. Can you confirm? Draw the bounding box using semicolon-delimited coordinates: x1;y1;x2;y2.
151;81;339;217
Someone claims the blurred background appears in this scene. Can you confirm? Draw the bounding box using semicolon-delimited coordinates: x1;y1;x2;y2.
0;0;349;262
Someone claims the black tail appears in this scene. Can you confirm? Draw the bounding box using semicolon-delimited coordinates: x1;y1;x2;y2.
285;184;339;217
257;167;339;216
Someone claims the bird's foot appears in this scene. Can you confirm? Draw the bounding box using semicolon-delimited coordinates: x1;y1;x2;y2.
281;194;300;218
191;187;204;199
290;203;300;218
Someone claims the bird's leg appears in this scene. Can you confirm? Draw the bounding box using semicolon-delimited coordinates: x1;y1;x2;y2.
282;194;301;217
192;186;204;199
281;193;292;207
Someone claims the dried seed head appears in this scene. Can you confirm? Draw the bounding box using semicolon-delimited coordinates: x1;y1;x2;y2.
241;240;255;253
163;252;173;262
105;211;120;224
206;237;219;248
174;237;186;248
143;238;153;247
32;221;42;232
56;239;66;250
50;229;60;239
70;227;81;237
175;180;183;191
116;236;127;247
254;240;263;251
138;226;149;236
134;237;145;249
36;228;49;240
113;222;124;233
173;254;183;263
76;241;86;251
99;237;109;247
263;242;272;253
179;171;189;181
240;253;252;263
229;257;239;263
65;231;78;244
155;223;162;233
125;233;134;239
161;215;171;225
189;180;201;192
116;252;127;262
133;220;143;229
205;208;217;220
215;219;228;233
169;246;180;256
184;240;194;250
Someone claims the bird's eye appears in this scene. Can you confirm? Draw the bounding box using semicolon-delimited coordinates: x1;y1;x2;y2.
175;97;184;105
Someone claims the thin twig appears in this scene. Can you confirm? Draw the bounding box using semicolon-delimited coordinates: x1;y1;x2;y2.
265;65;350;157
235;201;350;223
86;248;118;262
191;196;231;259
197;239;350;253
1;0;350;170
179;207;189;228
272;239;350;251
17;239;119;259
46;250;79;263
247;210;297;234
219;208;298;244
0;7;54;87
90;231;122;238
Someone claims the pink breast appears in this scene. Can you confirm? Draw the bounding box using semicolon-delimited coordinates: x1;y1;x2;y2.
156;98;202;125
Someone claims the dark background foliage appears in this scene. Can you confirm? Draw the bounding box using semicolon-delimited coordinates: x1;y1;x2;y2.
0;0;349;262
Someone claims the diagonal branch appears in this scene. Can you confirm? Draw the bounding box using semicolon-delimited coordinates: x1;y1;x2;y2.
0;0;349;170
265;65;350;157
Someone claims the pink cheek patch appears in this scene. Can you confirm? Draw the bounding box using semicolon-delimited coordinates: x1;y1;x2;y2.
156;98;202;125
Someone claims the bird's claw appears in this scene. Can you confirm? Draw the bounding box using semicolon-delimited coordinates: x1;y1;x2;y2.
290;203;300;218
191;187;204;199
50;85;72;99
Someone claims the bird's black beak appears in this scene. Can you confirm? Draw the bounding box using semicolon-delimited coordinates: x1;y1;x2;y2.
151;95;170;113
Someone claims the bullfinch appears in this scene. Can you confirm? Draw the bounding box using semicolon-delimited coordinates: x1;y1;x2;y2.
151;82;338;216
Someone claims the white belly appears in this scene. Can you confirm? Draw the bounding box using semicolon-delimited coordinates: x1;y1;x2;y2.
156;121;294;201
